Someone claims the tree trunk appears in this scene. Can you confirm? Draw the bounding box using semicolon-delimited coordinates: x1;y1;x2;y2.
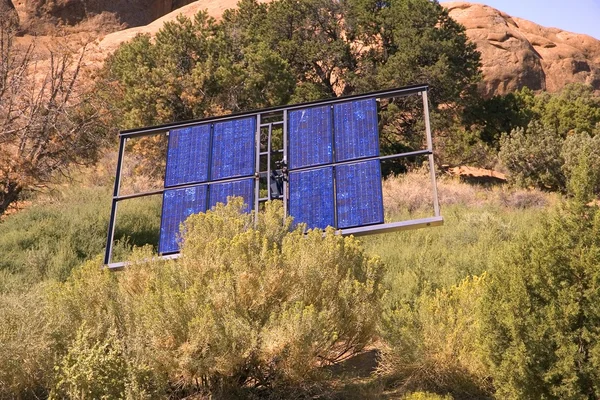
0;181;22;215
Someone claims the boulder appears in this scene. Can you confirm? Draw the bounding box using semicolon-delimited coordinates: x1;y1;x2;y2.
444;2;600;97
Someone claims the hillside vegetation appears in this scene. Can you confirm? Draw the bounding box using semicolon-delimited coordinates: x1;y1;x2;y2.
0;168;568;399
1;0;600;398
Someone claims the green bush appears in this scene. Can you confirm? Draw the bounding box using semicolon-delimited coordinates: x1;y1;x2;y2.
44;199;384;396
402;392;453;400
0;285;53;399
499;121;565;191
561;132;600;198
51;325;156;400
481;194;600;398
380;276;490;396
499;120;600;196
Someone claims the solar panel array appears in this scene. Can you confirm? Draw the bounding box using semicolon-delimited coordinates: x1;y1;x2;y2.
159;116;256;254
105;84;442;267
288;98;384;230
159;97;384;253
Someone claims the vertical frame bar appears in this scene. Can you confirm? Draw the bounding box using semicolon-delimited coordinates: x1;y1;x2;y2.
267;123;272;201
282;110;288;222
104;135;126;265
254;114;261;225
422;91;441;217
330;105;338;229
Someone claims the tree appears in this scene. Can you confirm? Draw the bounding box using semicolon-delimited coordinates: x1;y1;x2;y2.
0;20;107;215
104;0;481;162
498;121;565;191
461;89;535;147
536;83;600;136
481;160;600;398
102;10;295;129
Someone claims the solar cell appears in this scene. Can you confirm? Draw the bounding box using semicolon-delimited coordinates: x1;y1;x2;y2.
288;105;333;169
164;124;211;187
334;98;379;162
288;167;334;229
211;117;256;180
159;185;208;254
335;160;384;229
209;178;254;212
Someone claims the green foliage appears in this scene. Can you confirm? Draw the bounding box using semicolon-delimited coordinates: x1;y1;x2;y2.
0;184;161;285
51;325;156;400
364;197;546;396
499;117;600;195
0;285;53;399
562;132;600;200
37;199;384;397
481;188;600;398
364;202;543;302
462;89;535;147
402;392;453;400
344;0;480;103
51;326;129;399
380;275;490;396
101;0;481;167
532;83;600;136
103;10;295;129
499;121;565;191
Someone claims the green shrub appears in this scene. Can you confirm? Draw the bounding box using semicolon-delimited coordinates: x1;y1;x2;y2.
481;195;600;398
561;132;600;198
51;325;156;400
499;121;565;191
499;121;600;196
0;285;53;399
43;199;384;396
402;392;453;400
51;326;129;399
380;276;490;396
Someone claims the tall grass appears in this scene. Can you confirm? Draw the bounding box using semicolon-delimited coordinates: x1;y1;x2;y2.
0;183;161;286
358;173;553;397
369;172;551;302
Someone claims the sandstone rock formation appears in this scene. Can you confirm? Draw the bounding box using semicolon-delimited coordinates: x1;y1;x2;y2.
10;0;197;34
90;0;242;65
445;2;600;97
7;0;600;98
0;0;19;29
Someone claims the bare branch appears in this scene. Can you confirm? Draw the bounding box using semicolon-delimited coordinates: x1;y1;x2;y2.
0;21;108;214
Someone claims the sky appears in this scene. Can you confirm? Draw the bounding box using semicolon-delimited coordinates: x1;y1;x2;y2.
441;0;600;40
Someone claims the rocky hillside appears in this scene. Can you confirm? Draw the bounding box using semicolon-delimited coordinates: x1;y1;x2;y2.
7;0;197;33
445;2;600;97
4;0;600;97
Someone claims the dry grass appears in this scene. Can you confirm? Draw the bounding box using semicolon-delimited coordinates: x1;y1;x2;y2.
383;171;555;218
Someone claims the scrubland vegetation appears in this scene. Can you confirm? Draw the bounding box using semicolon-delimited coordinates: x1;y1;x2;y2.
3;167;599;399
2;0;600;398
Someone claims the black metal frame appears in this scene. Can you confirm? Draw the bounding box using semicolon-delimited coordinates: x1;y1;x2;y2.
104;84;442;268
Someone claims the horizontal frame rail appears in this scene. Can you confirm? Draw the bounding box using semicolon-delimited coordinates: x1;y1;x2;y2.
119;84;429;139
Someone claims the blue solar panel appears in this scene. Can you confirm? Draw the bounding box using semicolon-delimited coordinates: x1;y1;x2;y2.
335;160;384;229
165;124;211;187
159;185;208;254
289;167;334;229
334;99;379;162
209;178;254;212
288;105;333;169
211;117;256;180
